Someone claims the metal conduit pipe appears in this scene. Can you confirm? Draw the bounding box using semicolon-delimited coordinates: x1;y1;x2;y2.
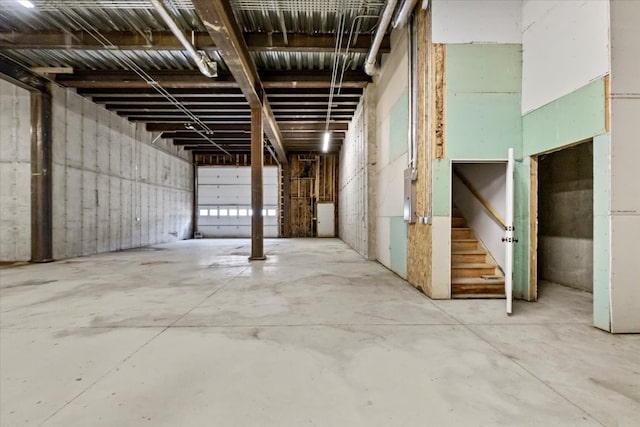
150;0;217;78
392;0;419;28
363;0;399;76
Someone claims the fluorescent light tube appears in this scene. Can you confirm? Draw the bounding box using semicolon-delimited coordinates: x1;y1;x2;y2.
322;132;330;153
17;0;35;8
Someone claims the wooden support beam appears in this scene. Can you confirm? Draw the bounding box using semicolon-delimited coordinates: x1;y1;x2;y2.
193;0;287;164
148;123;252;132
56;70;368;90
146;121;350;133
56;71;237;89
98;98;249;106
266;87;363;96
250;106;265;260
0;30;389;54
128;116;251;123
163;131;250;139
107;104;251;112
78;88;244;97
278;122;350;131
79;87;363;97
173;138;251;151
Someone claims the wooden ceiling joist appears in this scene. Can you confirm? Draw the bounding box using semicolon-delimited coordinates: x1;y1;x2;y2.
55;70;369;90
77;88;244;97
77;87;362;97
147;121;350;132
0;31;389;54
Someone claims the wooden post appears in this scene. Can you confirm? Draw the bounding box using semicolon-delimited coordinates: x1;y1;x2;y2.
250;106;265;260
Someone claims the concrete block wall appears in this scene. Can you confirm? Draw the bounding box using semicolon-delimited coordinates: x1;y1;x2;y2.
0;79;31;261
51;84;193;260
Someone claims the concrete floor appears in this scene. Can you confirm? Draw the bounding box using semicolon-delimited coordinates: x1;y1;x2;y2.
1;239;638;427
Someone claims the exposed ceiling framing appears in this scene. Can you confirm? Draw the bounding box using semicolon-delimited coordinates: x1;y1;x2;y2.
0;0;398;159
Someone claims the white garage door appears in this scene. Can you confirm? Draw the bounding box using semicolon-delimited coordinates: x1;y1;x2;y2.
197;166;279;238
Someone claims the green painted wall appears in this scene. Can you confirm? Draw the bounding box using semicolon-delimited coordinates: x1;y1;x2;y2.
389;89;409;161
432;44;607;302
384;88;409;279
445;44;523;159
433;44;523;218
432;44;608;304
518;78;607;300
592;133;611;330
522;79;606;155
390;216;407;279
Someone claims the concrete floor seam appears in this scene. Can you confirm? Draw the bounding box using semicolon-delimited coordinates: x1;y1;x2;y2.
0;321;597;332
35;265;251;426
36;326;168;427
426;297;607;426
464;324;607;427
163;265;251;329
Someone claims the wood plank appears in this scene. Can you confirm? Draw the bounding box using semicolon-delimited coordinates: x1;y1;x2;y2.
529;155;539;301
192;0;287;164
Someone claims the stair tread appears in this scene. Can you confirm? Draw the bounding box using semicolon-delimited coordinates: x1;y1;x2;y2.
451;249;487;255
451;238;477;242
452;277;505;284
451;263;497;269
453;294;505;299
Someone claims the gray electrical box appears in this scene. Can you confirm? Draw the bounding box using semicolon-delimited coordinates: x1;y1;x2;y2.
404;168;416;223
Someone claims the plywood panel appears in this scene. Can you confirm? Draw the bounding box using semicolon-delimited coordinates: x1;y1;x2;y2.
287;154;337;237
432;43;446;160
407;7;434;295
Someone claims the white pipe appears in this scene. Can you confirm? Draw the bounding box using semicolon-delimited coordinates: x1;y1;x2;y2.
392;0;419;28
150;0;217;78
364;0;399;76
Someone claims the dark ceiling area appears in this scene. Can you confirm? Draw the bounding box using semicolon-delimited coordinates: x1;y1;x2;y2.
0;0;397;162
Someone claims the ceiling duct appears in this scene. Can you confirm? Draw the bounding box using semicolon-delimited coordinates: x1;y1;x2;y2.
363;0;398;76
149;0;217;78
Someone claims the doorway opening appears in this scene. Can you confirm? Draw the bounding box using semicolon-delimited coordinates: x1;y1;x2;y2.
288;154;338;237
450;161;507;298
535;140;594;307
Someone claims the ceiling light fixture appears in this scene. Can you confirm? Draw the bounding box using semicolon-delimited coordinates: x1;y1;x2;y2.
322;132;330;153
17;0;35;8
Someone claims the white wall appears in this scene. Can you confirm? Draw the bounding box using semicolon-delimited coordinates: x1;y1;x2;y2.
339;96;368;256
521;0;610;113
609;0;640;332
375;28;409;270
432;0;522;43
0;79;31;261
51;85;193;260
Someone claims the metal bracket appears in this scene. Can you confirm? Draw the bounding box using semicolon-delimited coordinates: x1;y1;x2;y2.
502;237;519;243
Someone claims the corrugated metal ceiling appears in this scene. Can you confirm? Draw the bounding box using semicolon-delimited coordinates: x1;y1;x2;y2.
0;0;392;155
0;0;384;71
